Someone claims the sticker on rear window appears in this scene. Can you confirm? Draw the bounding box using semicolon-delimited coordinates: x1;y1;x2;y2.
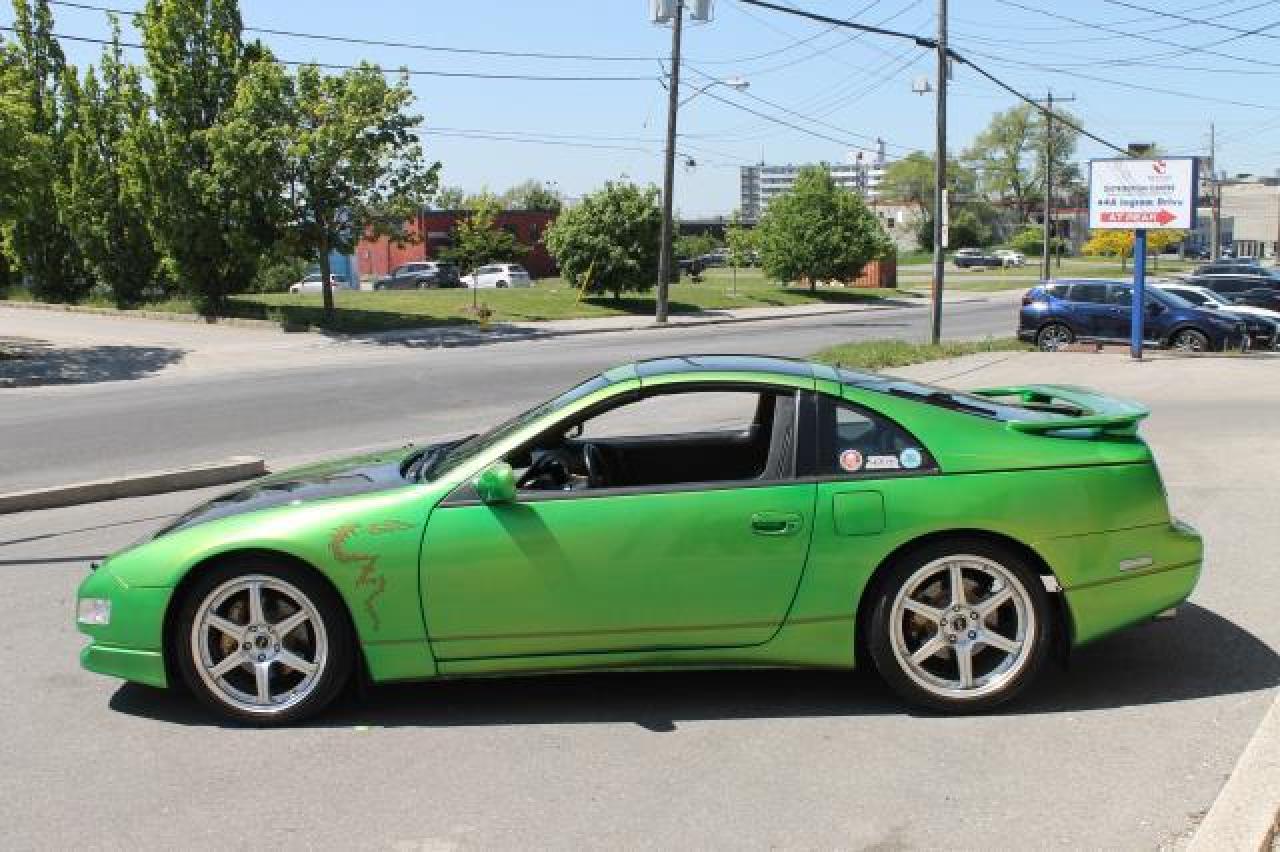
865;455;901;471
900;448;923;469
838;449;864;472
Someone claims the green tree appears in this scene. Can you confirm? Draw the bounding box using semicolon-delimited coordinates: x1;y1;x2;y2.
880;151;978;219
134;0;276;313
445;197;526;276
724;215;758;268
0;42;37;294
434;185;467;209
914;207;994;252
1009;226;1065;258
58;18;157;307
673;233;716;261
757;166;892;290
8;0;85;302
543;181;661;299
963;104;1084;222
213;60;439;315
501;179;562;214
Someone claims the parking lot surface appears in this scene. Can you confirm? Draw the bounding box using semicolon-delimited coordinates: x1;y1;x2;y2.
1;351;1276;849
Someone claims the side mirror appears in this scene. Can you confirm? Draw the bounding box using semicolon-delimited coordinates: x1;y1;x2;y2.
474;462;517;505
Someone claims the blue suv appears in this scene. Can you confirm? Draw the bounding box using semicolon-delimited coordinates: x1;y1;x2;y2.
1018;279;1250;353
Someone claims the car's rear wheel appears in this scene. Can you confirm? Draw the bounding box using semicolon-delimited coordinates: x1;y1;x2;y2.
1171;328;1210;352
1036;323;1074;351
496;280;508;288
174;559;353;725
867;540;1051;713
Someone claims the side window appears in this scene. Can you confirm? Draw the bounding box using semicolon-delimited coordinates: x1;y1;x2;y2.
1109;285;1133;307
820;399;936;477
581;391;760;439
1047;283;1070;298
503;387;800;493
1070;283;1107;303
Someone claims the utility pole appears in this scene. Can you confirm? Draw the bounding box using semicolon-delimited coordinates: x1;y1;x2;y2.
654;0;684;324
1209;121;1222;260
1035;90;1075;280
929;0;947;345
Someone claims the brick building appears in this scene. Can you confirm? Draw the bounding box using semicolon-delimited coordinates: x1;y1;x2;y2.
355;209;558;281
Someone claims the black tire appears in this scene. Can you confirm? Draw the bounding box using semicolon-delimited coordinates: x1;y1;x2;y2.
866;538;1052;714
496;280;508;288
1036;322;1074;352
173;556;353;726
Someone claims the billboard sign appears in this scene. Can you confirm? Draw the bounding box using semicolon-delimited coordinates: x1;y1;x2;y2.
1088;157;1198;230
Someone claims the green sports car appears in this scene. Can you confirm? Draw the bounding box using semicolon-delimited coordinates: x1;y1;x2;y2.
76;355;1202;724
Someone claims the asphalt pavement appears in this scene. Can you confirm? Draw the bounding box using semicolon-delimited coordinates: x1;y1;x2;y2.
0;294;1018;493
0;348;1275;849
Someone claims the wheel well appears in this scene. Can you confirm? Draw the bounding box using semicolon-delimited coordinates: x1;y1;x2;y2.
161;548;364;691
1164;323;1210;344
853;529;1071;663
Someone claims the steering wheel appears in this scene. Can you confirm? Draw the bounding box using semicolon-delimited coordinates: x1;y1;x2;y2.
517;451;569;490
582;443;614;488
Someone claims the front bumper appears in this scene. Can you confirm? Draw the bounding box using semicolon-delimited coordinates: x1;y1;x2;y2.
76;566;172;688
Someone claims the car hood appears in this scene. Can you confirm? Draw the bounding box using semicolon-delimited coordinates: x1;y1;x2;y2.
152;445;421;539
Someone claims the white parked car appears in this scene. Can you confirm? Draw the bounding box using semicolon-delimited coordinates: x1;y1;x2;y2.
993;249;1026;267
465;263;533;288
289;273;351;294
1157;282;1280;323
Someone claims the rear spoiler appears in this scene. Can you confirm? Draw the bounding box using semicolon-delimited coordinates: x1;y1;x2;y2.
971;384;1150;436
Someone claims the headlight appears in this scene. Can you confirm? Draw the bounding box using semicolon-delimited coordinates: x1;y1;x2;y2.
77;598;112;625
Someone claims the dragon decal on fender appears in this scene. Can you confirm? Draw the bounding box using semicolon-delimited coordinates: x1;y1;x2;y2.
328;520;414;630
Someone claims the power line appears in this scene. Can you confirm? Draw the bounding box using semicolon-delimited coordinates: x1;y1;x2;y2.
46;0;665;62
0;26;657;81
736;0;1131;154
993;0;1280;69
1100;0;1280;40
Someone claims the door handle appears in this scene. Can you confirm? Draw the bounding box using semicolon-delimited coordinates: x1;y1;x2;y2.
750;512;802;536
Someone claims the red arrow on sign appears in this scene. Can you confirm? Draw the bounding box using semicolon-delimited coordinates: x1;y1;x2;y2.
1155;209;1177;226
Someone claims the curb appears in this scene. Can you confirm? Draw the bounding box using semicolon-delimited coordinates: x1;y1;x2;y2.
1187;688;1280;851
0;456;267;514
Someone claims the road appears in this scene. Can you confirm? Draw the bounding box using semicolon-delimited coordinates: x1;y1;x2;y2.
0;295;1017;492
0;348;1276;849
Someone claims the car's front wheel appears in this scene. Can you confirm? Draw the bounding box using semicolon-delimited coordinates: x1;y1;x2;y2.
174;559;353;725
867;540;1051;713
1171;328;1210;352
1036;322;1074;351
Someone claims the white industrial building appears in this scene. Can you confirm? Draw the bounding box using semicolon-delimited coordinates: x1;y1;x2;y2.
740;143;889;221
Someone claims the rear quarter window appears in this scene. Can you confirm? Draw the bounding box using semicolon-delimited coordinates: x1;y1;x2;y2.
819;398;936;477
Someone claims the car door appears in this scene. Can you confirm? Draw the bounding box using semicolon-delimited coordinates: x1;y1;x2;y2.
1065;282;1113;339
420;385;817;660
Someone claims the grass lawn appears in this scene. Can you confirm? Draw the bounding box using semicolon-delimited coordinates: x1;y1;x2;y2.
4;271;906;333
811;337;1029;370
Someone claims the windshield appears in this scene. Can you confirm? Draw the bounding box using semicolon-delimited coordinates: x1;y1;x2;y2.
423;374;614;480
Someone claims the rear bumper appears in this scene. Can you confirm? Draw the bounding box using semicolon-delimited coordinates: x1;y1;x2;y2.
1036;519;1203;645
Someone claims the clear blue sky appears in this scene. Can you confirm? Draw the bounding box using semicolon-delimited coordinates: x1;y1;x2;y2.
14;0;1280;215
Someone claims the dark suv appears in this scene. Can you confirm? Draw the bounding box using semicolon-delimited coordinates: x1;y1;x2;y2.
1018;279;1249;352
373;261;461;290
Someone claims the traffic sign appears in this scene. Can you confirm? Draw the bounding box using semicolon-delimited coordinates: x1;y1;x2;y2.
1088;157;1198;231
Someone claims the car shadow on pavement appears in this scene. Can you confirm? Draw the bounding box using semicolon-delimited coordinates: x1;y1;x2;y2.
107;603;1277;730
0;338;186;387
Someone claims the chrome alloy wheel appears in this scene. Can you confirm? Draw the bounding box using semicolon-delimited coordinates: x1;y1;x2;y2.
889;555;1036;701
1172;329;1209;352
190;575;328;715
1037;323;1073;352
